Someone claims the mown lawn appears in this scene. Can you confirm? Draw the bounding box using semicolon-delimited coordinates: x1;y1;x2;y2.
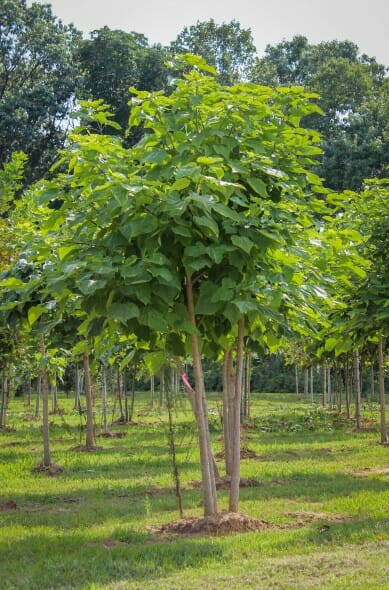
0;391;388;589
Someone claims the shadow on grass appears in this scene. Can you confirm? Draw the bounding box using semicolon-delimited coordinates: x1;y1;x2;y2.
0;525;224;590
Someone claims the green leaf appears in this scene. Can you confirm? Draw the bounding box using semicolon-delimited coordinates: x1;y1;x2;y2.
108;302;140;324
246;177;268;198
231;234;254;254
28;305;45;326
172;177;191;191
193;215;219;238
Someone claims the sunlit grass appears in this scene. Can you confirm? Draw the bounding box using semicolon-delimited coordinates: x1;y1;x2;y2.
1;391;388;589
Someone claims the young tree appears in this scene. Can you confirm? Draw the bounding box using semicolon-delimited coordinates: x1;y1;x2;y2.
6;56;327;517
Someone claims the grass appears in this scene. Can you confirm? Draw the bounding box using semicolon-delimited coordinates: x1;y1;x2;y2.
0;391;388;589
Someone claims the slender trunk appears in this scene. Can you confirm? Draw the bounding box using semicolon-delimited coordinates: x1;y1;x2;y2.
150;375;155;409
378;334;388;445
186;275;217;517
370;363;375;403
222;351;232;476
39;334;51;467
129;369;136;422
166;386;184;518
246;352;251;419
159;371;165;407
74;364;81;411
322;366;327;407
35;377;41;418
51;371;58;413
27;372;32;408
327;367;332;408
102;365;108;434
229;318;244;513
304;368;309;396
310;367;314;403
354;349;361;430
117;367;125;421
83;351;94;450
295;365;299;396
0;365;8;429
345;356;351;419
123;370;129;422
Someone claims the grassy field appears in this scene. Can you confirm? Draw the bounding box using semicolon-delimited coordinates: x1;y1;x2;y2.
0;391;388;589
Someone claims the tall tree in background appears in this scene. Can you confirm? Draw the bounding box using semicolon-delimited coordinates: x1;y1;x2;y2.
77;27;171;141
170;19;256;85
0;0;82;184
251;36;388;191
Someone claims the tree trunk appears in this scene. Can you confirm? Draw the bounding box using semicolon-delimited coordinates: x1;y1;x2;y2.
229;317;244;513
101;365;108;434
0;365;8;429
222;350;232;476
35;376;41;418
322;366;327;407
27;372;32;408
310;367;314;402
39;334;51;467
51;371;58;413
304;368;309;396
327;367;332;408
354;349;362;430
129;369;136;422
74;364;81;411
295;365;299;396
150;375;155;409
370;363;375;402
186;275;218;517
378;334;388;445
117;366;125;422
83;351;95;450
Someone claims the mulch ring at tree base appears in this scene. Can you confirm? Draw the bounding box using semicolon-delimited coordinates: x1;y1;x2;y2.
189;476;262;491
149;511;270;537
96;431;127;438
31;463;64;476
215;447;259;460
0;500;18;511
69;445;104;452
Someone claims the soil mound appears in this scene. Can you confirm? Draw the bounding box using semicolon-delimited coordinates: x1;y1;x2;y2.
151;511;269;537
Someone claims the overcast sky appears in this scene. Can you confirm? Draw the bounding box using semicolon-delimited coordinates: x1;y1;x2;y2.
29;0;389;66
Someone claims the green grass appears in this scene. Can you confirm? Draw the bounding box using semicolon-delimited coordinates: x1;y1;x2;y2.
1;392;388;589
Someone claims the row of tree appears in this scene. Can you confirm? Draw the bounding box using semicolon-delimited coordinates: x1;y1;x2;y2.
0;2;388;520
1;1;388;191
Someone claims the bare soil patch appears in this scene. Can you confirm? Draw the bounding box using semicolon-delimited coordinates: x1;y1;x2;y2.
189;476;262;491
31;463;64;476
101;538;129;548
96;431;127;438
215;447;259;460
284;511;352;524
111;419;138;426
69;444;103;452
0;500;18;511
150;511;270;537
353;467;389;477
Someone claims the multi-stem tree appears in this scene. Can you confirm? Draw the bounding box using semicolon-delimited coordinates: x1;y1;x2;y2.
4;56;329;516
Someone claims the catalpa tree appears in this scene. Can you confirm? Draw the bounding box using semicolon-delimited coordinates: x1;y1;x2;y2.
9;55;326;517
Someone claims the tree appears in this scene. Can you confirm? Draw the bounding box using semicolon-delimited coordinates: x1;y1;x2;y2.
0;0;82;184
4;54;329;518
170;20;256;85
251;36;388;191
76;27;170;140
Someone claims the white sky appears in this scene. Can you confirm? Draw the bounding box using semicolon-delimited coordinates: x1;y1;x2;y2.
29;0;389;66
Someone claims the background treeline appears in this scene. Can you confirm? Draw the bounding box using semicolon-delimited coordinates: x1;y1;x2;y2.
1;0;388;190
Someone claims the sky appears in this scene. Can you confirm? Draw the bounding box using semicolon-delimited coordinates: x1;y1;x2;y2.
29;0;389;66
